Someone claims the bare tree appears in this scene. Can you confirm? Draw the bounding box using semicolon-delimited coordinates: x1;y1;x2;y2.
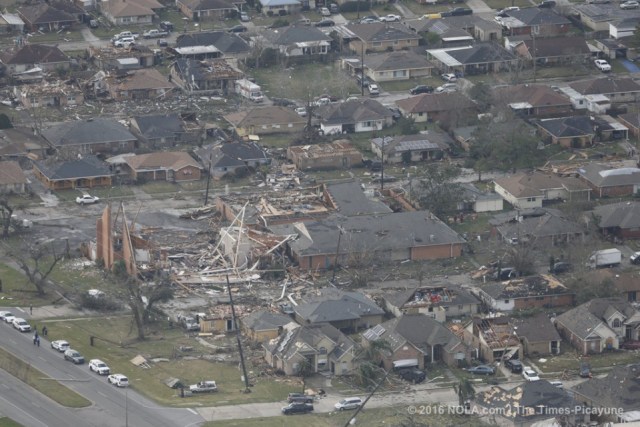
8;239;65;296
506;242;536;276
0;197;14;238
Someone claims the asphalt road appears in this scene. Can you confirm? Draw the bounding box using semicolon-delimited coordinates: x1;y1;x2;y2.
0;320;205;427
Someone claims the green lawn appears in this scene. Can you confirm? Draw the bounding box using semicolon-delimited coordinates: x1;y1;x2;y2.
0;261;44;307
0;418;23;427
0;347;91;408
28;30;83;43
535;347;640;374
48;259;114;298
43;316;301;406
54;187;134;203
483;0;534;9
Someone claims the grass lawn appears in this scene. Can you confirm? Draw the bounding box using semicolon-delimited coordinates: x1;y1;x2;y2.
203;406;479;427
28;30;83;43
43;316;301;406
140;181;180;195
48;259;114;298
380;77;443;93
54;187;134;203
0;418;23;427
534;346;640;374
483;0;533;9
0;347;91;408
449;213;493;236
0;261;46;307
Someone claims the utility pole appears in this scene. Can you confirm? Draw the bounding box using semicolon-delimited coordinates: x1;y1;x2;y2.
204;152;213;205
331;226;344;284
532;30;537;83
226;275;251;393
361;44;365;96
343;368;390;427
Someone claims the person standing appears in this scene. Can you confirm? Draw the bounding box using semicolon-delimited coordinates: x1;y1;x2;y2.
33;331;38;345
42;326;48;336
29;305;33;315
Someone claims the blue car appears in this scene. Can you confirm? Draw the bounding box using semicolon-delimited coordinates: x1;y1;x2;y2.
468;365;495;375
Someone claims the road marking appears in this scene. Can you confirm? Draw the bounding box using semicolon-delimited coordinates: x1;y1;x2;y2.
97;391;107;398
15;307;25;313
187;408;198;415
38;356;47;362
0;395;47;427
0;383;9;389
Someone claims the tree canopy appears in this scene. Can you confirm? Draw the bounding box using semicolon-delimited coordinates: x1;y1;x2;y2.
413;164;464;216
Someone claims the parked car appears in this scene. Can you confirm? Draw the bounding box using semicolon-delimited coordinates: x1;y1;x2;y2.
295;107;307;117
397;367;427;384
240;11;250;22
12;318;31;332
435;83;458;93
580;362;592;378
360;15;379;23
113;37;135;48
0;311;14;322
387;106;402;120
505;359;523;374
493;267;517;281
367;83;380;96
51;340;70;352
444;7;472;16
159;21;174;32
157;39;168;47
538;0;556;7
621;0;639;8
228;24;247;33
76;194;100;205
108;373;129;387
334;397;363;411
314;19;335;27
549;380;563;388
523;366;540;381
467;365;495;375
89;359;111;375
631;252;640;264
379;14;401;22
64;349;85;364
549;262;572;274
287;393;314;403
441;73;458;82
3;312;16;323
282;402;314;415
320;7;331;16
409;85;434;95
594;59;612;72
143;29;168;39
189;381;218;393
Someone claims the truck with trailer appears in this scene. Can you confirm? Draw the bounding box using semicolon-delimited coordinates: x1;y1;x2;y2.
587;248;622;269
235;79;264;102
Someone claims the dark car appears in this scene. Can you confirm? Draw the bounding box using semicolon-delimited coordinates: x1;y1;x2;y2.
449;7;473;15
281;402;314;415
387;106;402;121
228;24;247;33
409;85;434;95
157;38;168;47
538;0;556;7
549;262;572;274
159;21;174;32
398;368;427;384
288;393;314;404
505;359;523;374
314;19;335;27
356;74;371;88
579;362;592;378
468;365;495;375
493;267;517;281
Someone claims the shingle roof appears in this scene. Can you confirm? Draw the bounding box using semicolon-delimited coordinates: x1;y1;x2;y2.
42;118;137;147
132;114;185;139
0;161;27;185
18;4;76;25
594;202;640;229
324;180;392;217
396;92;475;114
175;31;250;54
537;116;595;138
346;22;419;43
569;77;640;95
521;36;590;58
364;50;434;72
364;314;462;354
124;151;202;171
294;288;384;324
34;155;112;180
1;43;69;65
512;313;561;343
180;0;237;12
494;172;590;199
507;8;570;26
572;364;640;411
577;163;640;188
103;0;154;17
109;68;175;92
555;297;636;340
493;84;571;109
271;210;465;257
224;106;306;127
446;43;516;64
493;208;583;239
318;99;393;125
242;310;292;331
263;25;332;45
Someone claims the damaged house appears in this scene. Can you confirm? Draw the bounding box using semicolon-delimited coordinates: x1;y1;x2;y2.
383;284;480;322
489;207;585;245
88;45;156;71
471;316;522;363
41;118;138;155
129;114;192;149
14;81;84;108
194;141;270;178
173;31;251;60
0;43;70;79
170;58;243;94
287;141;363;171
104;68;176;101
264;323;356;376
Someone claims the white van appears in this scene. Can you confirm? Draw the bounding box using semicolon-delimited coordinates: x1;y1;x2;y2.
334;397;362;411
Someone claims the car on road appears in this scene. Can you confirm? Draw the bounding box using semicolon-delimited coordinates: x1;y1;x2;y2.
3;312;16;324
334;397;363;411
468;365;495;375
505;359;523;373
631;252;640;264
320;7;331;16
159;21;174;32
621;0;640;8
12;318;31;332
51;340;70;352
295;107;307;117
314;18;335;27
64;349;85;364
89;359;111;375
538;0;556;7
549;380;564;388
379;14;401;22
142;29;168;39
397;367;427;384
282;402;314;415
108;373;129;387
549;262;572;274
594;59;612;72
240;11;250;21
189;380;218;393
287;392;314;403
441;73;457;82
0;311;14;322
76;194;100;205
113;37;135;48
523;366;540;381
409;85;434;95
228;24;247;33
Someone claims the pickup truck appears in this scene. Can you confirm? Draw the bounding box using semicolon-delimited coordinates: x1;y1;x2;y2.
189;381;217;393
143;29;169;39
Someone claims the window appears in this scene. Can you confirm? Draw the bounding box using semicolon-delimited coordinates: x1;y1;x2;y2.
443;306;449;311
363;121;373;127
613;318;621;328
458;305;463;310
393;40;399;45
527;197;536;202
504;299;510;304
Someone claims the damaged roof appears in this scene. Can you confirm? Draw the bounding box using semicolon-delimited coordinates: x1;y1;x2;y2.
578;163;640;188
317;99;393;125
324;180;391;217
224;106;306;128
108;68;175;92
242;310;292;332
480;274;573;300
294;288;384;323
594;201;640;230
1;43;69;65
194;142;269;169
265;323;355;362
384;284;479;309
371;132;453;154
176;31;250;54
132;114;185;139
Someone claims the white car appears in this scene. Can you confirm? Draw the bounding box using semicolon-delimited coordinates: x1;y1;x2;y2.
594;59;612;72
51;340;70;352
0;311;14;321
89;359;111;375
621;0;640;8
441;73;458;82
379;14;401;22
320;7;331;16
3;312;16;324
12;318;31;332
523;366;540;382
435;83;458;93
334;397;363;410
114;37;135;48
76;194;100;205
108;374;129;387
368;84;380;96
295;107;307;117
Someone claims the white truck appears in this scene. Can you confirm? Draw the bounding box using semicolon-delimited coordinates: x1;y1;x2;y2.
588;248;622;269
235;79;264;102
189;381;217;393
111;31;138;42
